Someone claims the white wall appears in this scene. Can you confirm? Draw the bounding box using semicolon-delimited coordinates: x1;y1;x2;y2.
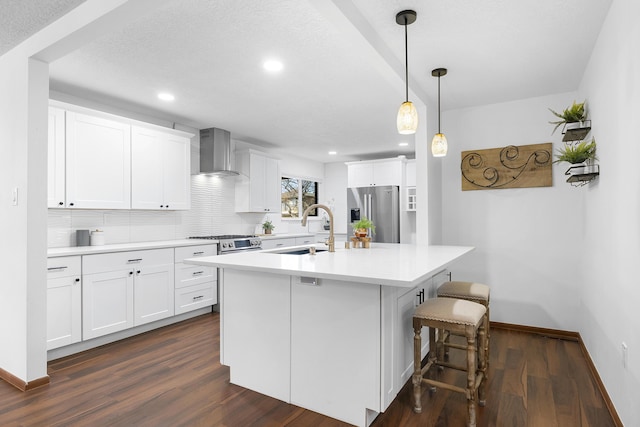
0;51;49;383
441;92;585;332
323;162;348;234
578;0;640;423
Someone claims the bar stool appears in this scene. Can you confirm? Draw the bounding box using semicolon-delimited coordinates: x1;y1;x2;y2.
412;298;487;427
437;281;491;367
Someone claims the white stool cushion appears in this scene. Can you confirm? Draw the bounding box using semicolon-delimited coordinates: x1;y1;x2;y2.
438;281;490;303
414;298;486;326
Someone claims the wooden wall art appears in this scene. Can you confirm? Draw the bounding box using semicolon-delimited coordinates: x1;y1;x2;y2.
461;143;552;191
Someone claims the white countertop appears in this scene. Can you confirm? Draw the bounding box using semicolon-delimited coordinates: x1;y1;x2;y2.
47;239;217;257
186;243;474;288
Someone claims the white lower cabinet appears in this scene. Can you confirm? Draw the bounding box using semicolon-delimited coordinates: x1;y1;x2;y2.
82;248;174;340
174;244;217;314
47;256;82;350
294;236;314;246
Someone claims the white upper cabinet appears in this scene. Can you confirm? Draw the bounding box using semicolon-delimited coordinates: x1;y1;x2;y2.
346;159;403;188
131;126;191;210
65;111;131;209
48;107;66;208
235;150;281;212
48;101;193;211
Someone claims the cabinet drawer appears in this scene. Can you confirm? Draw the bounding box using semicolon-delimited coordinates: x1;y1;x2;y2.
175;282;216;315
175;244;216;263
295;236;314;246
261;238;296;250
83;248;173;274
175;262;216;289
47;256;81;279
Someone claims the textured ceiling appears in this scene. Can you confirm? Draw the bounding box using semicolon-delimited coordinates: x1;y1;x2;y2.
8;0;613;163
0;0;86;56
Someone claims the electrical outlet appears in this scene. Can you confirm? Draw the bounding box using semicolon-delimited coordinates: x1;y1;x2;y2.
622;342;628;369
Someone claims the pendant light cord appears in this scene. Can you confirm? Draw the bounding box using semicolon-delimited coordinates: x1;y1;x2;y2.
404;18;409;102
437;74;441;133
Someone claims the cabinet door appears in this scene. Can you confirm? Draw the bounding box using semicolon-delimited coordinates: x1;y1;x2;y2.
162;134;191;210
65;111;131;209
249;152;267;211
48;107;66;208
131;126;164;209
134;262;175;326
373;161;403;186
83;270;134;339
47;275;82;350
264;155;280;212
347;163;373;187
291;278;381;423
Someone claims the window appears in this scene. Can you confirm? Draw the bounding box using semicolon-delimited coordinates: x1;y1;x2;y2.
281;177;318;218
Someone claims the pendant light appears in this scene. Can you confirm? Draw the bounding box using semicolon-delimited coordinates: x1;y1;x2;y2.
431;68;448;157
396;10;418;135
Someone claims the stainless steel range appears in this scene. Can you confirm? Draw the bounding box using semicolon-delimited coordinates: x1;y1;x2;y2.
189;234;262;254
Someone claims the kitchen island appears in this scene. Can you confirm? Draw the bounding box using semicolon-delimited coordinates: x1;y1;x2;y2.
186;243;473;426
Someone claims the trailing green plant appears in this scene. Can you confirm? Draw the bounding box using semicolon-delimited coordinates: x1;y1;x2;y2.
262;219;275;231
352;217;375;233
549;100;587;134
553;138;597;164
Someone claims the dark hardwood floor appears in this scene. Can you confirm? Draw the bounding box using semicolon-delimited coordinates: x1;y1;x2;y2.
0;312;616;426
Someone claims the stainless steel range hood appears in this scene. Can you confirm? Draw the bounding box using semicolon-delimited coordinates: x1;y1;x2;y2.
199;128;239;176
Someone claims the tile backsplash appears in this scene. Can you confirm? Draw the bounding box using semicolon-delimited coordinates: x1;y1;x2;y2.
47;175;265;248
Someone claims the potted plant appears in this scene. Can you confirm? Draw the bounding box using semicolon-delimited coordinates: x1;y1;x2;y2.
554;138;597;164
352;217;375;238
262;219;275;235
554;138;599;184
549;100;587;133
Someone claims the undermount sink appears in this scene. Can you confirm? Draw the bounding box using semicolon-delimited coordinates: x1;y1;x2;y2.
267;247;328;255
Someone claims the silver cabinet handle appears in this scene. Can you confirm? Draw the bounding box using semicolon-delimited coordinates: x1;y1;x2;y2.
192;251;204;255
193;295;204;301
192;271;204;276
127;258;142;264
47;266;67;271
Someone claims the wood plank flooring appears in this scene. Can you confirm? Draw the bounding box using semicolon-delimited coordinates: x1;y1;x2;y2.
0;312;616;426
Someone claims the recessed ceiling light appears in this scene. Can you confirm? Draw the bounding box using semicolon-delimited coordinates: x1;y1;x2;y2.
399;142;409;147
263;60;284;72
328;151;337;155
158;92;175;101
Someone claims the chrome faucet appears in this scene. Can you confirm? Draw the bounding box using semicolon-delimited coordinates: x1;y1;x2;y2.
301;204;334;252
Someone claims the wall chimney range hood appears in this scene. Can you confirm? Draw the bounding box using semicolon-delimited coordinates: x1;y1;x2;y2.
199;128;239;176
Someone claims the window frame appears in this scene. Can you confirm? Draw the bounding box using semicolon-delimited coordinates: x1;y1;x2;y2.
281;176;319;220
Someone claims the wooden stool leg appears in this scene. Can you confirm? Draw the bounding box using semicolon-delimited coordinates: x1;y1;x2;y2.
466;330;477;427
412;319;423;413
485;305;491;371
428;326;437;391
478;322;487;407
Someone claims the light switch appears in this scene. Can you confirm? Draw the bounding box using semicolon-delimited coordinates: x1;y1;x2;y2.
12;187;18;206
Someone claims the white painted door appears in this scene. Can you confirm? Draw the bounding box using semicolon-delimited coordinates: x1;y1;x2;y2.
221;269;291;402
65;111;131;209
131;126;190;210
48;107;66;208
133;262;175;326
83;269;135;339
249;152;267;211
162;133;190;210
131;126;164;209
264;155;280;212
291;278;381;426
46;275;82;350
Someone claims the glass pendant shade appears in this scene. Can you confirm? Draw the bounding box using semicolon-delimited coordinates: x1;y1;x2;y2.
397;101;418;134
431;133;448;157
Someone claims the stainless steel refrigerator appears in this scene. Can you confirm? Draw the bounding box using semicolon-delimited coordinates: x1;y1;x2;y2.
347;186;400;243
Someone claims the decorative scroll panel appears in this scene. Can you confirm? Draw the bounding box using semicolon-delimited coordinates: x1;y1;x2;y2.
461;143;552;191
